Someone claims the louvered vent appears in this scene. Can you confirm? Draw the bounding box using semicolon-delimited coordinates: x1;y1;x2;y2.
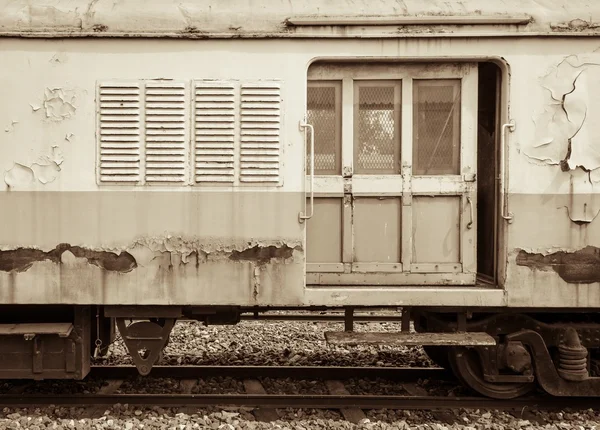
240;83;281;183
144;82;187;183
98;83;141;183
194;82;235;183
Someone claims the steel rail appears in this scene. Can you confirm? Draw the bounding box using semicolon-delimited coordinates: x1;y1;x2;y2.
88;365;449;381
0;392;596;410
239;314;404;322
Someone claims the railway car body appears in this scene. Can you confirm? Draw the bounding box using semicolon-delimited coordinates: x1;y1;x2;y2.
0;0;599;398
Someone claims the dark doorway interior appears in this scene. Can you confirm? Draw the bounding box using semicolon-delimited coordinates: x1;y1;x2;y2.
477;62;500;284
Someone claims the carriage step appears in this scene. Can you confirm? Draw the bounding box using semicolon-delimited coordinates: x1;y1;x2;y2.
0;323;74;338
324;331;496;346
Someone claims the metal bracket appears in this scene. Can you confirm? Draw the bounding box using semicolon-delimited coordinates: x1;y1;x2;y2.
116;318;175;376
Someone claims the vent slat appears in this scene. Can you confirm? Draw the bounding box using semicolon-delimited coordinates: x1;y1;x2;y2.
239;83;281;184
194;82;236;184
98;84;141;183
145;82;188;183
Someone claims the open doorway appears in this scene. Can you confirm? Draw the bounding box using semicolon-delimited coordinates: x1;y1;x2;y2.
476;62;501;285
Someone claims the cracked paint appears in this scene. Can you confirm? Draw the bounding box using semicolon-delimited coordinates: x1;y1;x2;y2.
529;55;600;223
516;247;600;284
43;88;76;121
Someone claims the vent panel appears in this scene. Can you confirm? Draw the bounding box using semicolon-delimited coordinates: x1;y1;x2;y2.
144;82;187;183
98;84;141;183
194;82;235;183
240;83;281;183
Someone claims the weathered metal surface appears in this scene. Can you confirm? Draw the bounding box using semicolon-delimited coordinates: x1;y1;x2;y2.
0;32;599;307
516;247;600;284
0;0;599;38
0;322;73;337
324;331;496;346
0;307;89;380
503;47;600;307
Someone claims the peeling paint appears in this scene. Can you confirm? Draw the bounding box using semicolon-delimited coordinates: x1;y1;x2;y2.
43;88;76;120
529;55;600;223
560;168;600;224
0;244;137;273
550;19;600;32
516;247;600;284
130;236;302;260
4;146;64;187
4;120;18;133
0;237;301;277
3;163;34;188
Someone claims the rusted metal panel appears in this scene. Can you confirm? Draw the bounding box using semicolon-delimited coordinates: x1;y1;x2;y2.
324;331;496;346
1;0;599;38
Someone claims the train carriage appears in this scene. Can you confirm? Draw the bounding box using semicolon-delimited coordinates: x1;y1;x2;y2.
0;0;599;398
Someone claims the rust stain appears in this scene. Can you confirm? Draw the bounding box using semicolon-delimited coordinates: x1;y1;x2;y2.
0;244;137;273
229;244;295;264
516;247;600;284
92;24;108;32
550;19;600;32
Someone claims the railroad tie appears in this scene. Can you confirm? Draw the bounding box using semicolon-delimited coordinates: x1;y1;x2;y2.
243;379;280;422
325;380;366;424
84;379;125;418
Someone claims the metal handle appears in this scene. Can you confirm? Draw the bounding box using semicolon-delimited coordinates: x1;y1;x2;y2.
466;197;474;229
500;121;515;223
299;118;314;223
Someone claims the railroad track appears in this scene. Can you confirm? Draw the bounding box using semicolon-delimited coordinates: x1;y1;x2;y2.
0;366;595;423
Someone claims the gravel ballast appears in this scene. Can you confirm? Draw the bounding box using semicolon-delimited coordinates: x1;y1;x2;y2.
96;319;433;368
1;406;600;430
2;318;600;429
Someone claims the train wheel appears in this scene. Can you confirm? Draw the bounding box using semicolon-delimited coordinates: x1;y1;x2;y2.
423;346;451;369
448;346;536;399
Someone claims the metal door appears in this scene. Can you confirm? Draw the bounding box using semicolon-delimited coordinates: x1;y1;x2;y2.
304;62;478;286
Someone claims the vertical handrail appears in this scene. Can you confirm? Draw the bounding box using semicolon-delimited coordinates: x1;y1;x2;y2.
501;121;515;223
299;118;314;223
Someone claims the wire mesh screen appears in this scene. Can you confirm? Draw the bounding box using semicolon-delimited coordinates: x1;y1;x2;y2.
354;85;400;174
307;84;340;174
413;80;461;175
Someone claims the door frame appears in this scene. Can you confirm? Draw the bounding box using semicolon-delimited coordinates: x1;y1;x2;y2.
305;61;479;286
